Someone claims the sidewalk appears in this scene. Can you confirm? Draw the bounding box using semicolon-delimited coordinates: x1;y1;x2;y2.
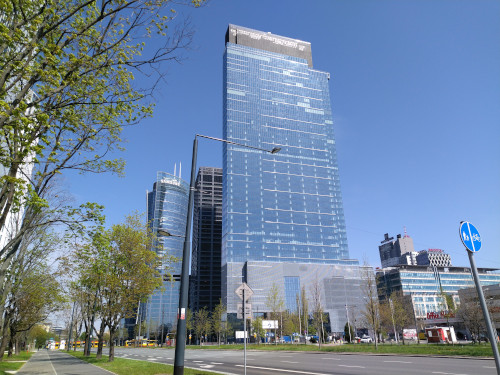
16;350;114;375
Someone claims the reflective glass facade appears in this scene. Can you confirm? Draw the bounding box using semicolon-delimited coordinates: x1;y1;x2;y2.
144;172;188;338
377;265;500;319
222;25;349;266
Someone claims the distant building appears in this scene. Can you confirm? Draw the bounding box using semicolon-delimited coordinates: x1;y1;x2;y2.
142;171;188;340
376;265;500;325
416;249;452;267
190;167;223;312
379;232;415;268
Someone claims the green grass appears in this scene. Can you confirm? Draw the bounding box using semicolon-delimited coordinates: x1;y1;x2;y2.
66;350;223;375
0;351;33;375
184;342;498;357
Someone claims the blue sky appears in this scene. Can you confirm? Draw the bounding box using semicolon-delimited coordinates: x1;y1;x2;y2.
66;0;500;270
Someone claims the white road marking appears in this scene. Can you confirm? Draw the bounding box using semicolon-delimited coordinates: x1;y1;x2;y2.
483;367;496;369
338;365;365;368
432;372;469;375
148;358;158;361
211;362;224;365
321;358;340;360
281;361;299;364
384;360;413;363
200;365;215;368
193;360;204;363
235;365;331;375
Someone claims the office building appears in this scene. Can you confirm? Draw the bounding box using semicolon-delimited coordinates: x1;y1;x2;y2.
379;232;415;268
376;265;500;325
190;167;223;312
222;25;360;332
141;171;188;340
416;249;452;267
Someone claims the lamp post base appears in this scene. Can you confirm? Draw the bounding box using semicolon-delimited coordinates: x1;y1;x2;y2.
173;366;184;375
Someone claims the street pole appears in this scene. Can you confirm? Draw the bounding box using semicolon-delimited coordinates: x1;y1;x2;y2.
389;298;398;344
468;251;500;375
243;288;247;375
173;137;197;375
173;135;279;375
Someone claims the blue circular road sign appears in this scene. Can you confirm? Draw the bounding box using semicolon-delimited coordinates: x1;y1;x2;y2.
459;221;481;252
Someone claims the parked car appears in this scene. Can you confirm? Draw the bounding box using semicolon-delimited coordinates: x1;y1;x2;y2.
360;336;372;343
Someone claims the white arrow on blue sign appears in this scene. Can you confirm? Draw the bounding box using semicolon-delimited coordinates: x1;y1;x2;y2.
459;221;481;252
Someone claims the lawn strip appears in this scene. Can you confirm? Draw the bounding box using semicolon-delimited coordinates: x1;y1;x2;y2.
66;350;223;375
0;351;33;375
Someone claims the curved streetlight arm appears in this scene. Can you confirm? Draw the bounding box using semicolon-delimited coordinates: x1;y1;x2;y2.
196;134;281;154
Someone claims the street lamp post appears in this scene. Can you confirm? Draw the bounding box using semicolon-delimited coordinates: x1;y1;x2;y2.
173;134;280;375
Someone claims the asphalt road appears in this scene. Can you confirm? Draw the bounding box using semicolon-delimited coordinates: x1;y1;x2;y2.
109;347;498;375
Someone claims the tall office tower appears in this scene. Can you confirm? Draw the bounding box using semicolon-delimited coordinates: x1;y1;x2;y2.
222;25;360;332
141;171;188;340
190;167;223;312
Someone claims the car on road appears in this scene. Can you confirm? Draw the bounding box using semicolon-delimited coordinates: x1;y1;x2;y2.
360;336;372;343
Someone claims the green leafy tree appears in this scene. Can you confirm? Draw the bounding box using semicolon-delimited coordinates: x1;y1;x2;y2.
251;316;265;344
344;322;355;343
194;307;211;344
70;213;166;361
28;325;51;349
0;0;204;288
266;283;284;344
211;299;226;346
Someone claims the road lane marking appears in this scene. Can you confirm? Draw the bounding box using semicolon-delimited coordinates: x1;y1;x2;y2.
321;358;340;360
148;358;158;361
235;365;330;375
432;372;469;375
193;360;204;363
483;367;495;369
200;365;215;368
211;362;224;365
384;360;412;363
338;365;365;368
281;361;299;364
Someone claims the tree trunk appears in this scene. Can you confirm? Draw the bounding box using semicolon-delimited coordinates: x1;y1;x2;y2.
15;337;20;355
83;320;91;356
96;321;106;359
108;328;116;362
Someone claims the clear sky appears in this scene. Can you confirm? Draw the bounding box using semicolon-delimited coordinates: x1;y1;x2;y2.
66;0;500;270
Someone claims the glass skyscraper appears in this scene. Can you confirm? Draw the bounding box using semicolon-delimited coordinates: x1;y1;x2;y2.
190;167;223;312
222;26;359;330
223;25;349;265
143;171;188;340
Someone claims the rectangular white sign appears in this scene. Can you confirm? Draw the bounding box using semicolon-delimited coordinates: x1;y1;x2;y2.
262;320;279;329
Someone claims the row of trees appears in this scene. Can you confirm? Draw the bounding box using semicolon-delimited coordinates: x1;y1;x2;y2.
0;0;204;362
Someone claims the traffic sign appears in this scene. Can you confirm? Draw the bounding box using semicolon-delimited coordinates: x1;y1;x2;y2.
237;303;252;319
460;221;481;252
235;283;253;301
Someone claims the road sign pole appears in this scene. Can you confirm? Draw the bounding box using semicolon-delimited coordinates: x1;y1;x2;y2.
467;251;500;375
243;288;246;375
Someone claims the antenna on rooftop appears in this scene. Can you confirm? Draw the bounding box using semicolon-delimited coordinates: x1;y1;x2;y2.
403;226;409;238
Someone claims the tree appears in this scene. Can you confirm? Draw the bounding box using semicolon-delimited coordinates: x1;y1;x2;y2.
380;291;413;344
0;0;204;284
72;214;165;361
344;322;355;343
360;266;380;349
211;300;226;346
310;277;327;348
266;283;284;344
185;308;193;345
251;316;265;344
457;293;485;342
28;325;51;349
194;307;211;344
